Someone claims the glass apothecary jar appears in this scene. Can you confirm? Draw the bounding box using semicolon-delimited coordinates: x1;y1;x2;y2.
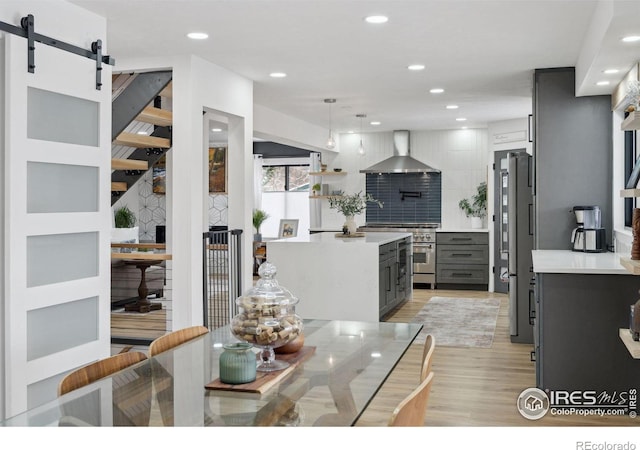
230;262;303;372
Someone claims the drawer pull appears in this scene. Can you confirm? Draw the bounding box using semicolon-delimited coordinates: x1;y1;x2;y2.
451;253;473;257
450;237;472;241
451;272;473;277
530;351;536;362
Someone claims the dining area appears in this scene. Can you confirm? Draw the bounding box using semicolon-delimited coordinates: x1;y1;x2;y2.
0;320;433;428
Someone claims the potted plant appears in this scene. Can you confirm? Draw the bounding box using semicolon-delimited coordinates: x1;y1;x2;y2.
328;191;383;235
112;205;138;253
458;181;487;228
115;205;137;228
312;183;322;196
252;209;270;241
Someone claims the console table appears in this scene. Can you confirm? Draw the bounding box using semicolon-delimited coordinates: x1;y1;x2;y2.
122;259;164;313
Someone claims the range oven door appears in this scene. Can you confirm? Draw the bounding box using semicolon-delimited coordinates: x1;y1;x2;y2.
413;242;435;274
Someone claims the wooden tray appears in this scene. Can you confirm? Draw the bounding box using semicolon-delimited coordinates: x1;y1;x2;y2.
335;232;365;238
205;346;316;394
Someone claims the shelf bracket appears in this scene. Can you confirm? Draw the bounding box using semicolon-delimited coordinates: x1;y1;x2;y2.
0;14;115;90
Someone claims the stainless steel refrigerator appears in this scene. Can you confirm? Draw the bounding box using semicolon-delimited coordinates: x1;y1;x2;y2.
503;151;534;344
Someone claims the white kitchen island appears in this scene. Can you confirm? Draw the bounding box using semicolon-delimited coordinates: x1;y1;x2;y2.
266;232;412;322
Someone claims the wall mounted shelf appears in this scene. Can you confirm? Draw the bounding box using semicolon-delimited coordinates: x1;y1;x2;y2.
309;171;347;176
620;188;640;197
621;111;640;131
309;195;343;199
620;257;640;275
619;328;640;359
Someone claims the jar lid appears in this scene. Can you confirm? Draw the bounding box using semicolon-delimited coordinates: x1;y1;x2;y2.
223;342;253;351
236;261;299;307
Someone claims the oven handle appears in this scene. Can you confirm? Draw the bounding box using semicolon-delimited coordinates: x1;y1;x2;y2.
413;243;434;252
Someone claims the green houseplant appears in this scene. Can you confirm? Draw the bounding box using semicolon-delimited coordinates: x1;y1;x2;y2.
328;191;383;234
114;205;137;228
458;182;487;228
252;209;270;241
312;183;322;196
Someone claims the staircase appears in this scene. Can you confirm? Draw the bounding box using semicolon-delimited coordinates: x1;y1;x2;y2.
111;71;173;205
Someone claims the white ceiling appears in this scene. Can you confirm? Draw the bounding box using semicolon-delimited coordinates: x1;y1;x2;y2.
71;0;640;135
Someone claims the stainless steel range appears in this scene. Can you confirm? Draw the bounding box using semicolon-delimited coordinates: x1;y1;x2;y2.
358;223;439;288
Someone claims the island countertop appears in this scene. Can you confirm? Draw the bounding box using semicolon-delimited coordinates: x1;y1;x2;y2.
271;231;412;246
531;249;630;275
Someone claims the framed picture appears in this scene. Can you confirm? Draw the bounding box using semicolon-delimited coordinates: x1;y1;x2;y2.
209;147;227;193
152;155;166;194
627;155;640;189
278;219;299;238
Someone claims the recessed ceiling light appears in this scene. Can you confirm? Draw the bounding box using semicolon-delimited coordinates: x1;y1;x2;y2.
456;118;467;122
604;69;620;74
187;32;208;40
211;128;222;132
462;126;468;130
408;64;425;71
370;121;381;126
136;131;148;135
596;81;610;86
622;35;640;42
348;130;354;134
365;15;388;24
446;105;459;109
269;72;287;78
430;88;444;94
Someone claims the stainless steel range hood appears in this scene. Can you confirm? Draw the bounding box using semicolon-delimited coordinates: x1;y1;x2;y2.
359;130;440;174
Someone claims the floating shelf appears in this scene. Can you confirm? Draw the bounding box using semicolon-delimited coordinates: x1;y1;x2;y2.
619;328;640;359
309;195;343;199
309;171;347;176
621;111;640;131
620;188;640;198
619;257;640;275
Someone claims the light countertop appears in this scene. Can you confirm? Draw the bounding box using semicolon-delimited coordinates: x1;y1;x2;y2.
436;228;489;233
269;231;411;246
531;249;630;275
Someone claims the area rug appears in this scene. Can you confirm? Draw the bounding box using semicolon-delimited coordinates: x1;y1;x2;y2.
410;297;501;348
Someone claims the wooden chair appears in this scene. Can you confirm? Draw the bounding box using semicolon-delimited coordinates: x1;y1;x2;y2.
58;351;148;396
148;325;209;357
420;334;435;382
388;371;434;426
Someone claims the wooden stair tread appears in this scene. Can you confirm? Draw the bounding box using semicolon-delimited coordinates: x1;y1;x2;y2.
159;82;172;98
114;132;171;149
111;182;127;191
136;106;172;127
111;158;149;171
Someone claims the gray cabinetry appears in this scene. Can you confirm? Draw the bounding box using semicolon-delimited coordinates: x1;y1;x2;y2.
534;273;640;392
436;232;488;290
379;237;412;319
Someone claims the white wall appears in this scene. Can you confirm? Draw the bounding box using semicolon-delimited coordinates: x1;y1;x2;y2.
261;192;310;238
116;54;253;328
319;128;489;230
0;34;5;421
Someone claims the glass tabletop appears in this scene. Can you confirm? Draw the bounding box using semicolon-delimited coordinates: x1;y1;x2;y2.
1;319;422;427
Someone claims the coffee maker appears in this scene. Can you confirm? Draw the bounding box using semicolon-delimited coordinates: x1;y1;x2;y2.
571;206;606;252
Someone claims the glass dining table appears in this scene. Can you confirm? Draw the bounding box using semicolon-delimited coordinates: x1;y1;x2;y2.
1;319;422;427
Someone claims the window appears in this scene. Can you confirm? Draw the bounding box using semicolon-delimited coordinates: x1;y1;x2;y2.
624;129;637;227
262;165;309;192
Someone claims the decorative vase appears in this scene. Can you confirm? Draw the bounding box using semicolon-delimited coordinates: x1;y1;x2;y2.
219;342;257;384
471;217;483;229
254;233;262;242
344;215;357;235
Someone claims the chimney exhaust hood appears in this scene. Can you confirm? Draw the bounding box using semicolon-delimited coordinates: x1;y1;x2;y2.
359;130;440;174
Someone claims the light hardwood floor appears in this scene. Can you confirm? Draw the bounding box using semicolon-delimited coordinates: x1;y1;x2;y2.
355;288;637;427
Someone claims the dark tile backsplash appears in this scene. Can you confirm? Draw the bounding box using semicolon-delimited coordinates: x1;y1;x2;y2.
365;173;441;224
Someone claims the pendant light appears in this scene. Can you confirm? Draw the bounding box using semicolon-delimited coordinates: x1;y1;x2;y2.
324;98;336;150
356;113;366;155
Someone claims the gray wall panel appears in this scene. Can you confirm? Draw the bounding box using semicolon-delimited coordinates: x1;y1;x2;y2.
534;68;612;249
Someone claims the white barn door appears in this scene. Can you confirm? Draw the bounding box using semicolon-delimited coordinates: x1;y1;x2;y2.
3;20;111;417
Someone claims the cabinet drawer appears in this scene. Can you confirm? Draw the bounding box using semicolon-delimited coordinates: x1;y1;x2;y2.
437;245;488;265
436;264;489;284
436;232;488;245
379;242;396;261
